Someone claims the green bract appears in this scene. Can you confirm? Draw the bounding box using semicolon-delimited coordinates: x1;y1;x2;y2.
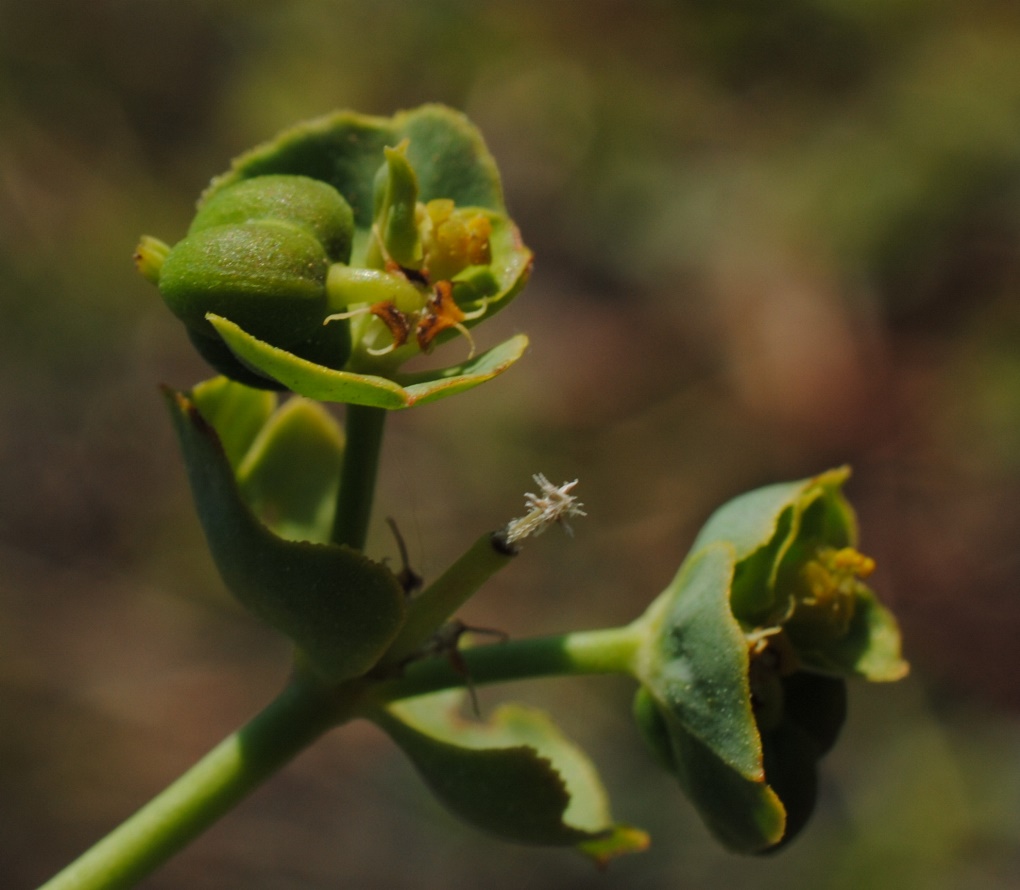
370;691;649;866
631;468;907;853
137;105;533;407
165;379;405;681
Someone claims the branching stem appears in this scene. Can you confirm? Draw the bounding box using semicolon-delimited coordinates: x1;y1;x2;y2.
372;623;643;705
37;673;358;890
36;624;642;890
379;532;516;667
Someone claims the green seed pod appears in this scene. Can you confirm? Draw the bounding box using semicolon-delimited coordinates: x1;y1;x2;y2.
150;176;357;385
190;174;355;264
159;219;330;347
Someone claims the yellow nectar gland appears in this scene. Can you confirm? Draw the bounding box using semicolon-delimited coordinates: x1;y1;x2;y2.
420;200;492;282
796;546;874;636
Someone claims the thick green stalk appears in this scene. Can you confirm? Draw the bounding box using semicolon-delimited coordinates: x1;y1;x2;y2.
38;674;355;890
371;624;644;705
37;623;643;890
380;532;516;667
331;404;387;550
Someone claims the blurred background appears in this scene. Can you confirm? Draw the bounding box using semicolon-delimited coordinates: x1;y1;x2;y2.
2;1;1020;887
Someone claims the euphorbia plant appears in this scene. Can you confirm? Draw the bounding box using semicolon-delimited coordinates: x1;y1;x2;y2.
40;105;907;889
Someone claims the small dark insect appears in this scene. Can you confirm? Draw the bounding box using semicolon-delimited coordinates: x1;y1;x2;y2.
410;620;509;715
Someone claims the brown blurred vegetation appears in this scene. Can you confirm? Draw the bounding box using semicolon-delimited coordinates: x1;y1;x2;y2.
2;1;1020;887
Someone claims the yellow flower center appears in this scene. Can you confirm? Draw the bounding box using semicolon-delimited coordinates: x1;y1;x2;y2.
420;199;493;282
795;546;874;636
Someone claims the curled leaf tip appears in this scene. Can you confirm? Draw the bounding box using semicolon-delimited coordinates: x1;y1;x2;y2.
134;235;170;284
578;824;651;869
161;385;209;431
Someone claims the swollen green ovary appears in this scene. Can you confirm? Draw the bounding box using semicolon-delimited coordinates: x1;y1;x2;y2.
159;220;330;347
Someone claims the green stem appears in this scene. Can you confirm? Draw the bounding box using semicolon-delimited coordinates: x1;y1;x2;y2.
37;623;641;890
331;404;387;550
371;623;643;705
38;674;356;890
380;532;516;667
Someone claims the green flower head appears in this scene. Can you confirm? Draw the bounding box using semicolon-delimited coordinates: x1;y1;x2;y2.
137;106;532;409
632;468;907;853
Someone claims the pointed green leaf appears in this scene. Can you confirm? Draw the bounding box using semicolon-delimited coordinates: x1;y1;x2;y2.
208;313;528;408
367;143;422;269
634;680;827;855
395;333;530;406
632;541;787;852
373;691;648;863
633;675;845;854
164;387;404;681
632;684;784;853
235;398;344;543
210;314;406;407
